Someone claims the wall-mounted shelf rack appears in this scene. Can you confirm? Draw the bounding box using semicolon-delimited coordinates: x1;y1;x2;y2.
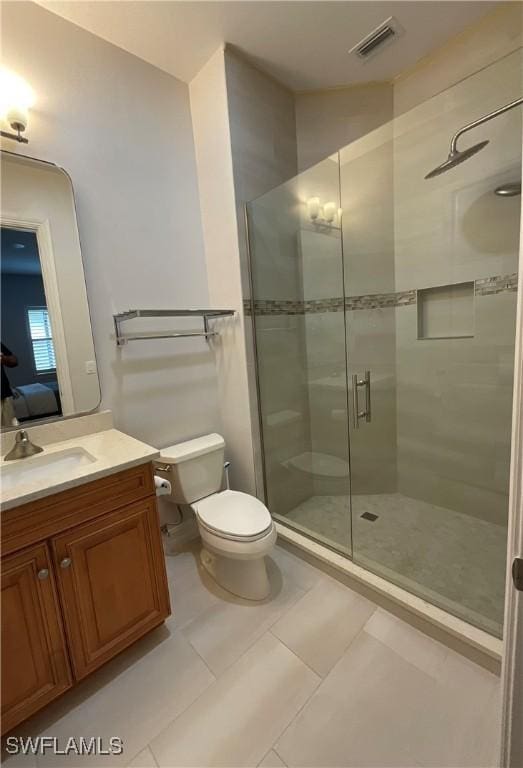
113;308;236;346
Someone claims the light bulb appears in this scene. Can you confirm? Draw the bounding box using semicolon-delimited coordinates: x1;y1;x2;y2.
307;197;321;221
323;202;337;223
0;69;34;133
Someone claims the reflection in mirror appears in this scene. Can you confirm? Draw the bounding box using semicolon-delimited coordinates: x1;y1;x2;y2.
1;152;101;430
1;226;63;426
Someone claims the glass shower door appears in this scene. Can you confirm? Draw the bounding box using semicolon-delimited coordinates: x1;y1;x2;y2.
247;155;352;555
343;50;522;637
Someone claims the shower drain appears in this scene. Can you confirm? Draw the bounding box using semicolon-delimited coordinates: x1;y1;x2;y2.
360;512;379;522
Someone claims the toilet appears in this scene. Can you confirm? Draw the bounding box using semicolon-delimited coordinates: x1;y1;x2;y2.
156;433;277;600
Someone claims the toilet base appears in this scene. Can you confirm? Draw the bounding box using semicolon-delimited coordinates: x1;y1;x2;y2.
200;547;271;601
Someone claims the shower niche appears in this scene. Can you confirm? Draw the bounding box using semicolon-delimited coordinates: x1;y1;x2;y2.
417;281;475;340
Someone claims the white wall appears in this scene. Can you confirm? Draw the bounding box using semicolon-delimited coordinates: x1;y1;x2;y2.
1;1;221;449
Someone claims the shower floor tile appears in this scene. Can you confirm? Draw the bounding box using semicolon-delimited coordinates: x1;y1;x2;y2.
282;493;506;635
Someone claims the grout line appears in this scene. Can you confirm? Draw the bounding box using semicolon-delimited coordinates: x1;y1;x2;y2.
334;603;379;660
126;745;159;768
257;746;288;768
256;747;273;768
272;745;288;767
180;629;219;680
259;630;323;764
178;566;309;685
134;664;216;766
150;628;320;768
148;742;160;768
268;627;323;681
264;640;324;761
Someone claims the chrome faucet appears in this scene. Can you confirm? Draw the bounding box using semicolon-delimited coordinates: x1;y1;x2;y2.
4;430;44;461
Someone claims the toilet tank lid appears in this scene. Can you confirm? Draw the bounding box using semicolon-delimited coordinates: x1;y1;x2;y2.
160;433;225;463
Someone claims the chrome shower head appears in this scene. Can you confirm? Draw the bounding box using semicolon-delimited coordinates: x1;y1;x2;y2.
424;97;523;181
424;141;489;180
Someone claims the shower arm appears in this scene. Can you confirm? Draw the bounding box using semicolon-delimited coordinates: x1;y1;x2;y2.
449;97;523;155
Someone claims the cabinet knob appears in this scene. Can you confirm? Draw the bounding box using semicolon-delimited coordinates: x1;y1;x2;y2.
60;557;72;569
37;568;49;580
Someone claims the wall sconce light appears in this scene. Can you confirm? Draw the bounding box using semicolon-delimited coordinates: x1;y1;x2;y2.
0;70;34;144
323;202;337;223
306;197;341;226
306;197;321;221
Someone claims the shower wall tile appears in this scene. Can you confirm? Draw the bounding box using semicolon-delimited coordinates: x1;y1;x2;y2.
248;193;303;302
393;3;523;115
392;49;521;527
248;149;348;515
346;308;398;495
340;140;396;297
303;312;351;497
225;48;298;301
255;314;313;515
393;50;522;293
243;314;266;497
296;82;393;172
395;292;517;525
300;228;344;302
225;48;299;499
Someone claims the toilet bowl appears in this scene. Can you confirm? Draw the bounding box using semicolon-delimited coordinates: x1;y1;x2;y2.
156;434;276;600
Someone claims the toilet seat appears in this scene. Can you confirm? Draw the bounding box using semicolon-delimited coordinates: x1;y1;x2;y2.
194;490;272;542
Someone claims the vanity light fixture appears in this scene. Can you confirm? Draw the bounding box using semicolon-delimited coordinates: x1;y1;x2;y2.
0;69;34;144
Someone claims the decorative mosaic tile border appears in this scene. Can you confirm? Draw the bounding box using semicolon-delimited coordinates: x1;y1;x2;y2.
345;290;416;310
245;273;518;315
475;273;518;296
307;298;345;313
244;299;305;316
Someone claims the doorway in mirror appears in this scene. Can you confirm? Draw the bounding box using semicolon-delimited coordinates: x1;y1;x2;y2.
1;226;63;426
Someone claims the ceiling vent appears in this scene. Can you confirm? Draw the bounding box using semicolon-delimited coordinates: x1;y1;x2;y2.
349;17;404;61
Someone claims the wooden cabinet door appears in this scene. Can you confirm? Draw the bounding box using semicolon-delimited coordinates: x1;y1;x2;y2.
52;497;170;679
1;543;72;734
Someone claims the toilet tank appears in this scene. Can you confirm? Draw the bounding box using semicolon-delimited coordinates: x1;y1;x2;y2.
159;433;225;504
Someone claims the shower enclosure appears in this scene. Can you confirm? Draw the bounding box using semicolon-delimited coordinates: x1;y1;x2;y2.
246;50;522;638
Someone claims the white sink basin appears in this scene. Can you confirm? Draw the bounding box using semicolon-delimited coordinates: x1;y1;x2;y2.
1;447;97;492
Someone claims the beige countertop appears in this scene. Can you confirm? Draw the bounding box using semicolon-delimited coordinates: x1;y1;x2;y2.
1;428;160;511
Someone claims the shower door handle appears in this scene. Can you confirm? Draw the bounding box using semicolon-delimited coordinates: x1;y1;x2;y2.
512;557;523;591
352;371;371;429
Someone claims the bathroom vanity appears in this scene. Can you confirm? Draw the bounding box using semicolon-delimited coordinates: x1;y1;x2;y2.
0;418;171;734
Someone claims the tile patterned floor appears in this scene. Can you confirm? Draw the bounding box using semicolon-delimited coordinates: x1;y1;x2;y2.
283;493;506;636
5;542;500;768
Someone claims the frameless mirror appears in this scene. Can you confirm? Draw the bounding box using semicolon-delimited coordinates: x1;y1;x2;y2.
1;152;100;429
